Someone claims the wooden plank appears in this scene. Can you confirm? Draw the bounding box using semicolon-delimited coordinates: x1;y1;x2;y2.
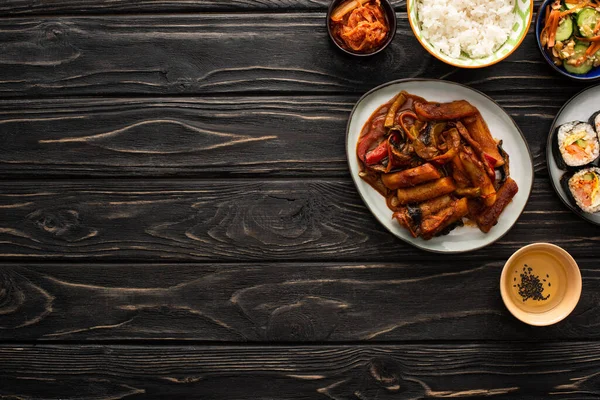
0;260;598;341
0;96;352;177
1;343;600;399
0;0;406;15
0;178;596;261
0;0;547;15
0;13;587;97
0;95;557;177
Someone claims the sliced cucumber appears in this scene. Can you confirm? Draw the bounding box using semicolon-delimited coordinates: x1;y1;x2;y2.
576;8;600;37
564;43;594;74
556;16;574;41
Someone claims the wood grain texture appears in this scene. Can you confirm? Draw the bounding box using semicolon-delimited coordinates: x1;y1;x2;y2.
0;179;596;261
0;0;405;15
1;343;600;399
1;2;597;398
0;13;588;97
0;96;351;177
0;95;557;177
0;260;599;341
0;0;549;15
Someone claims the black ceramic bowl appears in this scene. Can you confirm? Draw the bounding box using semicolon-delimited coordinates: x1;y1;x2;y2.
326;0;397;56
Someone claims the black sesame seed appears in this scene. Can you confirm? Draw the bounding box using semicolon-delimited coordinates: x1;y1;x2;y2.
515;266;550;302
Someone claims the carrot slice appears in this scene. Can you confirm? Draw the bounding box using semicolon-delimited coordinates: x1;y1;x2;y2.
560;1;589;16
541;5;554;47
586;41;600;56
566;144;588;157
398;111;418;141
548;11;561;48
576;35;600;41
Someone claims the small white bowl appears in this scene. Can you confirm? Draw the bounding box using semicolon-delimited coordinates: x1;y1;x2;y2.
500;243;582;326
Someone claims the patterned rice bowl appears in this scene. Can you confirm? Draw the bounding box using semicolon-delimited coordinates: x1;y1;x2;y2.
407;0;533;68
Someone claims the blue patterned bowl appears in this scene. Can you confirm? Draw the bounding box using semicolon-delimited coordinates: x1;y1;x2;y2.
536;0;600;81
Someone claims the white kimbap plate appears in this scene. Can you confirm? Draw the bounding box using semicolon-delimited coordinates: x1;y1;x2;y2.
590;111;600;135
557;122;599;167
568;167;600;213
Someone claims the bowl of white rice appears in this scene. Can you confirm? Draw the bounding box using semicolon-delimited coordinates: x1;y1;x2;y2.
407;0;533;68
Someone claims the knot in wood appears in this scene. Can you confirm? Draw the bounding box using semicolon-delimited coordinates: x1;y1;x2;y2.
26;209;97;243
0;268;53;329
39;22;69;43
367;357;401;392
251;195;313;242
265;297;343;341
0;268;25;316
266;307;316;341
198;194;318;249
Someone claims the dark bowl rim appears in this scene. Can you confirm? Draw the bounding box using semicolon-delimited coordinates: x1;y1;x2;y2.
326;0;397;57
345;78;535;254
535;0;600;82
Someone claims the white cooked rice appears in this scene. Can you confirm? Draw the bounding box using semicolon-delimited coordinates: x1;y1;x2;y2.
416;0;516;59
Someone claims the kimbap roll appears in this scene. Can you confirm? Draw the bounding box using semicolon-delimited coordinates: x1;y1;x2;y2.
590;111;600;135
568;167;600;213
557;122;599;167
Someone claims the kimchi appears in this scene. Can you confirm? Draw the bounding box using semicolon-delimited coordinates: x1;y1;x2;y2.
330;0;390;53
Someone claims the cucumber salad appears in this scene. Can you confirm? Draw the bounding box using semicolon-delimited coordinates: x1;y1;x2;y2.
540;0;600;75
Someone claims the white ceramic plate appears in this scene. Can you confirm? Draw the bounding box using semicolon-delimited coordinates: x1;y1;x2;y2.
547;84;600;225
346;79;534;253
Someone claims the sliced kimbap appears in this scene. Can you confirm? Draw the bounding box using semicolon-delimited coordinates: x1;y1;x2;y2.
568;167;600;213
590;111;600;135
557;122;599;167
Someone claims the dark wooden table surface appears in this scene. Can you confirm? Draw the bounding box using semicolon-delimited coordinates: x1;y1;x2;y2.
1;1;600;399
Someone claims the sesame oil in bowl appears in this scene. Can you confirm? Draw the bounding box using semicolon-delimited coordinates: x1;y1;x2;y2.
506;250;568;314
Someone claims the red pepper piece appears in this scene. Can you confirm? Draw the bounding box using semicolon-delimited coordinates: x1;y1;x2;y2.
483;153;497;169
357;116;386;162
365;140;388;165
